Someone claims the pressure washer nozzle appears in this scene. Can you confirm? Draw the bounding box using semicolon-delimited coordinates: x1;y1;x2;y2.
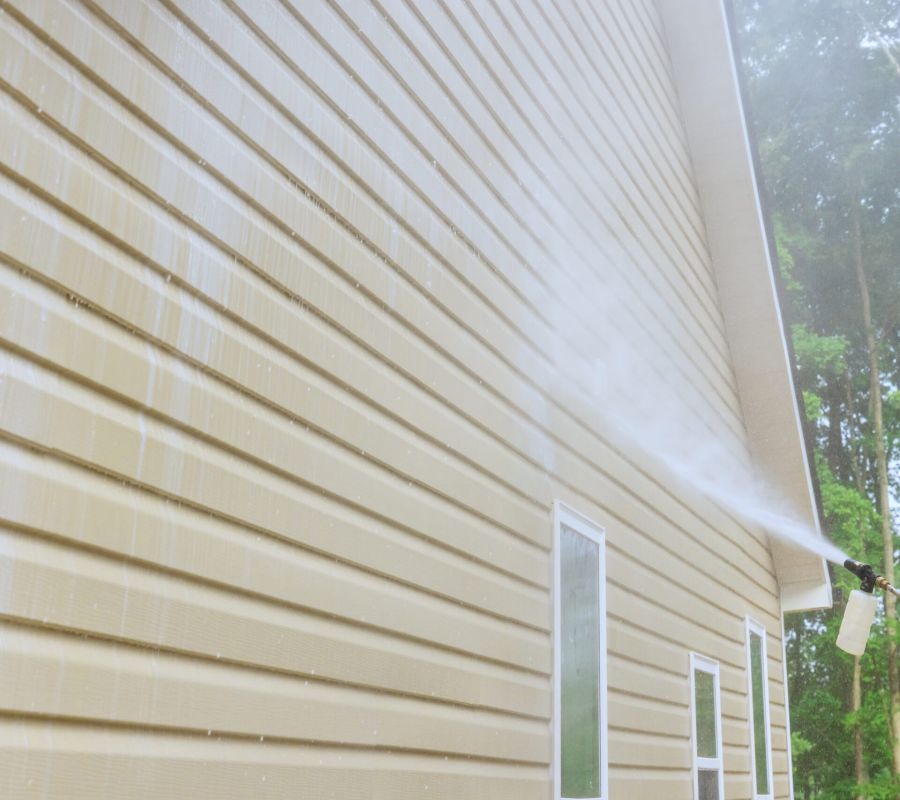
843;559;900;598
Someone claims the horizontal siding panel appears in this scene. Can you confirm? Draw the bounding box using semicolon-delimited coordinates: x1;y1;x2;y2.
0;429;545;635
770;726;789;752
0;439;550;684
608;620;692;677
3;0;560;391
0;253;545;554
0;15;546;538
0;15;555;434
8;0;752;484
601;0;696;168
608;694;687;738
301;0;723;353
0;718;549;799
0;621;548;762
609;767;692;800
722;721;751;749
0;524;549;717
0;115;784;696
724;775;755;800
772;750;791;776
0;356;548;673
0;15;772;608
608;654;686;706
609;0;686;132
370;3;740;438
521;0;702;218
608;617;772;692
519;0;702;230
722;691;752;724
0;170;553;510
480;0;725;331
0;256;550;624
239;6;744;446
609;728;689;769
0;335;545;608
724;743;754;776
551;0;703;227
0;90;784;605
609;552;781;647
96;4;744;444
767;671;788;705
769;703;788;728
607;585;766;673
431;0;733;364
0;29;576;512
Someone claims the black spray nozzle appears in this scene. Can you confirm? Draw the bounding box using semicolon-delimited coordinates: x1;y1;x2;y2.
844;559;878;592
843;559;900;597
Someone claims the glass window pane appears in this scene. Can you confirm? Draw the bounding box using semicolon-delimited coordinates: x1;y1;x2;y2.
694;669;717;758
561;525;601;798
750;632;770;794
698;768;721;800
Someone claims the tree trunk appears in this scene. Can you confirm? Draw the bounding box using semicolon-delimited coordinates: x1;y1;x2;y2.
852;202;900;783
854;655;871;799
827;377;848;480
846;367;864;495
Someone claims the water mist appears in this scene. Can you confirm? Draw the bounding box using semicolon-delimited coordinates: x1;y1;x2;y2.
518;151;848;575
541;256;846;570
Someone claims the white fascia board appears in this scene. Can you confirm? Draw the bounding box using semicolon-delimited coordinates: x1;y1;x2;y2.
654;0;831;611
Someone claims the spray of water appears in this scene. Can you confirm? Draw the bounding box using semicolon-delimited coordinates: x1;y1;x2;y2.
648;437;849;567
478;70;845;570
592;349;848;568
530;207;847;568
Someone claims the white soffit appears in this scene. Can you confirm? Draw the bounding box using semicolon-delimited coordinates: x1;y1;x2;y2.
655;0;831;612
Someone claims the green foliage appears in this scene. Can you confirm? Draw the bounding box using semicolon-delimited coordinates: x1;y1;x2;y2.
774;215;803;293
817;454;881;566
887;391;900;475
793;325;849;399
803;390;824;425
888;392;900;416
792;731;815;759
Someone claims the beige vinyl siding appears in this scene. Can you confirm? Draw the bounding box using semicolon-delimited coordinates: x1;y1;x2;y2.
0;1;790;799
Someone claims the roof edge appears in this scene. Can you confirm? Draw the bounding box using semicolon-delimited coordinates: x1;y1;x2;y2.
654;0;832;611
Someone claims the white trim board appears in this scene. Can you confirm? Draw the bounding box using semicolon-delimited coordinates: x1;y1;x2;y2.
654;0;831;611
781;616;796;800
746;617;775;799
690;652;726;800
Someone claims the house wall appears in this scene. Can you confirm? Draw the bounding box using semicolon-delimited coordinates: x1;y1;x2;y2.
0;0;790;798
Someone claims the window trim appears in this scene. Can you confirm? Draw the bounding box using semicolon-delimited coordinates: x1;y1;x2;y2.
745;617;774;800
690;652;725;800
781;619;796;800
553;500;608;800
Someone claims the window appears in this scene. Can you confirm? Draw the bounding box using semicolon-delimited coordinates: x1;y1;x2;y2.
746;618;773;798
690;653;725;800
554;501;608;800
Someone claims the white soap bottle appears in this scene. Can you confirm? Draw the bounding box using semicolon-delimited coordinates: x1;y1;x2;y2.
836;589;878;655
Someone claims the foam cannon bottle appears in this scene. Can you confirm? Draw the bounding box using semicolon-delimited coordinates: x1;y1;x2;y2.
837;559;900;655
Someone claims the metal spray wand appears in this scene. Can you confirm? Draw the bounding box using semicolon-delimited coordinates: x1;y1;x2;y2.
843;559;900;598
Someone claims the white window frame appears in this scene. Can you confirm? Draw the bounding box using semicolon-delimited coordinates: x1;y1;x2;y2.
690;652;726;800
781;618;796;800
745;617;774;800
553;501;608;800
